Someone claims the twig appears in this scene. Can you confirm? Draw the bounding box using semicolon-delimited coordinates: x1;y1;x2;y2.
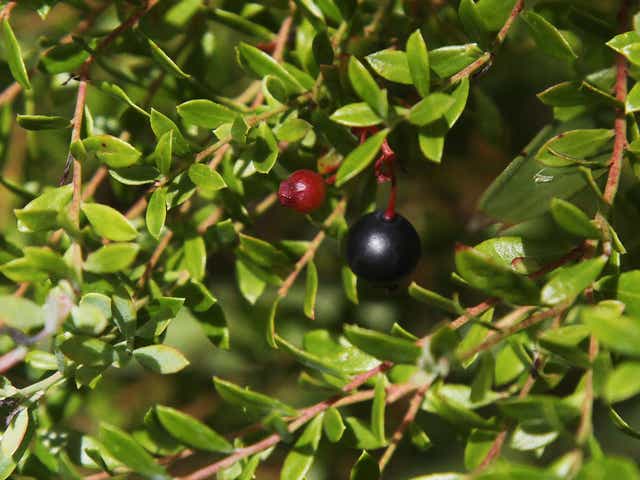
449;0;524;84
459;307;566;361
476;355;540;470
0;2;16;21
277;199;347;298
137;230;174;289
67;80;87;228
378;380;433;472
603;0;630;206
177;362;394;480
0;346;26;374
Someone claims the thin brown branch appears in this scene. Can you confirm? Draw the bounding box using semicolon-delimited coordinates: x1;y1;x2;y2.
603;0;630;205
178;362;394;480
459;307;566;361
378;379;433;472
0;81;21;107
477;355;539;470
449;0;524;84
0;346;26;374
0;2;16;20
68;79;87;228
12;282;28;297
277;198;347;298
137;230;174;289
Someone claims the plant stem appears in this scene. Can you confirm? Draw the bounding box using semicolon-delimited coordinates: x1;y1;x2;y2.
449;0;525;84
378;379;433;472
603;0;630;206
277;198;347;299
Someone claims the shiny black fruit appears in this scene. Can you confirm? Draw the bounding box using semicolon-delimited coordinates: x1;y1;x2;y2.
346;210;421;284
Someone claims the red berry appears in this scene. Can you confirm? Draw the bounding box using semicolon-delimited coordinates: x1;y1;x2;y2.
278;170;326;214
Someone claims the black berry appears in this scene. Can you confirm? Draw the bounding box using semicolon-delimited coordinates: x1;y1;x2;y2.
278;170;326;214
346;210;421;284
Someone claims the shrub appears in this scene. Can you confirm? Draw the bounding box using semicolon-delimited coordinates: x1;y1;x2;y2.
0;0;639;479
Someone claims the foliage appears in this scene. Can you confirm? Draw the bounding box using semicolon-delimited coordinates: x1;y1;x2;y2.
0;0;639;479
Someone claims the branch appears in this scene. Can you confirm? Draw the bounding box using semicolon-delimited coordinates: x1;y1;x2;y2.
603;0;630;206
277;198;347;299
378;379;433;472
576;336;599;445
449;0;524;84
459;307;566;361
0;2;16;21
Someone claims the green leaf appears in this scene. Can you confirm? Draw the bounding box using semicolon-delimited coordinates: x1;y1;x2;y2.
210;9;275;42
83;135;142;168
342;265;359;304
99;423;168;479
581;306;640;356
626;82;640;114
236;258;267;304
350;451;380;480
536;129;614;167
274;118;312;143
184;236;207;281
607;31;640;66
596;270;640;317
16;115;70;130
330;102;382;127
406;29;431;96
371;374;386;443
470;352;494;403
605;362;640;403
430;44;483;78
455;246;540;305
155;405;232;452
14;184;72;232
510;425;558;452
40;41;89;75
150;109;190;156
479;125;607;223
348;57;388;118
335;129;388;187
275;335;345;378
2;19;31;90
541;256;606;305
238;42;305;94
343;324;422;364
408;93;455;126
188;164;227;192
550;198;601;238
265;297;279;349
409;423;432;451
98;81;150;118
109;166;161;186
84;243;140;273
146;187;167;239
521;11;577;61
146;36;190;79
464;429;498;470
133;345;189;374
1;408;29;457
177;99;237;129
213;377;297;417
280;414;324;480
82;203;138;241
150;130;173;176
577;455;640;480
323;407;345;442
304;261;318;320
239;233;289;269
458;0;489;48
365;49;411;84
60;336;114;365
409;282;462;314
25;350;58;370
71;303;108;336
